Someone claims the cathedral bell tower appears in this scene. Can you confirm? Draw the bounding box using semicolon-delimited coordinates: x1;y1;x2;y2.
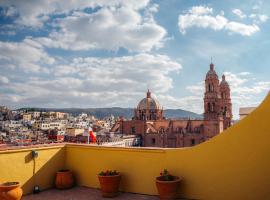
204;62;220;120
219;74;232;129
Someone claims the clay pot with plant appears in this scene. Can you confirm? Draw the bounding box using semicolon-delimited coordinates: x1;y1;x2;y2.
0;182;23;200
98;170;121;198
55;169;74;189
156;169;182;200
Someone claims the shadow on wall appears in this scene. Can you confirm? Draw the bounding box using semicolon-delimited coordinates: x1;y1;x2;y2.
21;147;65;195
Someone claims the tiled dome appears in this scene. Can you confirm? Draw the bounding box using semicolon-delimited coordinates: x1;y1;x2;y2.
137;90;161;110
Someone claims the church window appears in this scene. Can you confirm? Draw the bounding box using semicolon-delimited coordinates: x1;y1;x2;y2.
208;84;211;92
208;103;211;112
152;138;156;145
131;127;136;134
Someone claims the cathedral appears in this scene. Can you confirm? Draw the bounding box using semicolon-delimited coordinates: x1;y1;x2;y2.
111;62;232;147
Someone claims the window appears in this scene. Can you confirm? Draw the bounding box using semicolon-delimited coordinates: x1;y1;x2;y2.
152;138;156;145
191;139;195;146
131;127;136;134
208;103;211;112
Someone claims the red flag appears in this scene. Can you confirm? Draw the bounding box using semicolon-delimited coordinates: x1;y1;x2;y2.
89;131;96;143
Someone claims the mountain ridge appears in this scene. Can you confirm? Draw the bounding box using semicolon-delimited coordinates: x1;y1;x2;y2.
17;107;203;120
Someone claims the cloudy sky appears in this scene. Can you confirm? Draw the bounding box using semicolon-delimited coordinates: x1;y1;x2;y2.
0;0;269;119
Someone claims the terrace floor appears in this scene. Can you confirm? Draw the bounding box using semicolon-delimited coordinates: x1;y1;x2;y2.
22;186;160;200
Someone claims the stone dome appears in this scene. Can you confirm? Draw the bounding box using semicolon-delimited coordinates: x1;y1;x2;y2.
137;90;162;110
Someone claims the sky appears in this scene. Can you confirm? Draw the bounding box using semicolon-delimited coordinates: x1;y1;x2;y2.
0;0;269;119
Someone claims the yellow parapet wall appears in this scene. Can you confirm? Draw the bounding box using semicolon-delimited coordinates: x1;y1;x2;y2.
0;145;65;194
66;92;270;200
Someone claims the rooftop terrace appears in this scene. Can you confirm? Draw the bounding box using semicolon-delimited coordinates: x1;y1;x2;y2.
22;187;160;200
1;92;270;200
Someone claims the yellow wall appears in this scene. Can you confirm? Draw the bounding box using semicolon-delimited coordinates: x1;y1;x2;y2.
1;92;270;199
0;145;65;194
66;92;270;200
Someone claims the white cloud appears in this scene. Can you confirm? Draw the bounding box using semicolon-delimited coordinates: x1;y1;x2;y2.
157;94;203;114
0;53;182;108
0;0;150;27
0;0;167;52
0;76;9;84
178;13;227;34
225;22;259;36
35;6;166;52
189;6;213;15
252;1;262;10
186;81;204;95
249;14;269;23
178;6;261;36
232;9;246;19
0;39;54;72
258;14;269;23
223;72;269;118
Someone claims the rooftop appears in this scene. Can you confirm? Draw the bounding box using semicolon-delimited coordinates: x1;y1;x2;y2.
22;187;160;200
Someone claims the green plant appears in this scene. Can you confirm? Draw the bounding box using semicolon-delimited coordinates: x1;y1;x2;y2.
99;170;119;176
159;169;174;181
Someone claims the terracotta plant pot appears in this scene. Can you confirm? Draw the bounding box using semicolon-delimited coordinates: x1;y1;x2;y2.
0;182;23;200
156;176;181;200
55;170;74;189
98;174;121;198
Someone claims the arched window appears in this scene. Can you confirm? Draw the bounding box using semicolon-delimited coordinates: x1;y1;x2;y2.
208;103;211;112
208;84;211;92
224;106;227;116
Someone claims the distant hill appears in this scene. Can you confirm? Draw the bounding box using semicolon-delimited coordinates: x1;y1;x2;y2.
17;107;203;120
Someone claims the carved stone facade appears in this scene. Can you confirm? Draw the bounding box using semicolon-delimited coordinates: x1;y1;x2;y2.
111;62;232;148
204;63;232;129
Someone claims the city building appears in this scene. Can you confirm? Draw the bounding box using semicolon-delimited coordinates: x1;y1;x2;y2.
111;62;232;147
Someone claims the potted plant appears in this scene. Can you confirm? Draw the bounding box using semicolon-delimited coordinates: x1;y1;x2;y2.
55;169;74;189
98;170;121;198
0;182;23;200
156;169;181;200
